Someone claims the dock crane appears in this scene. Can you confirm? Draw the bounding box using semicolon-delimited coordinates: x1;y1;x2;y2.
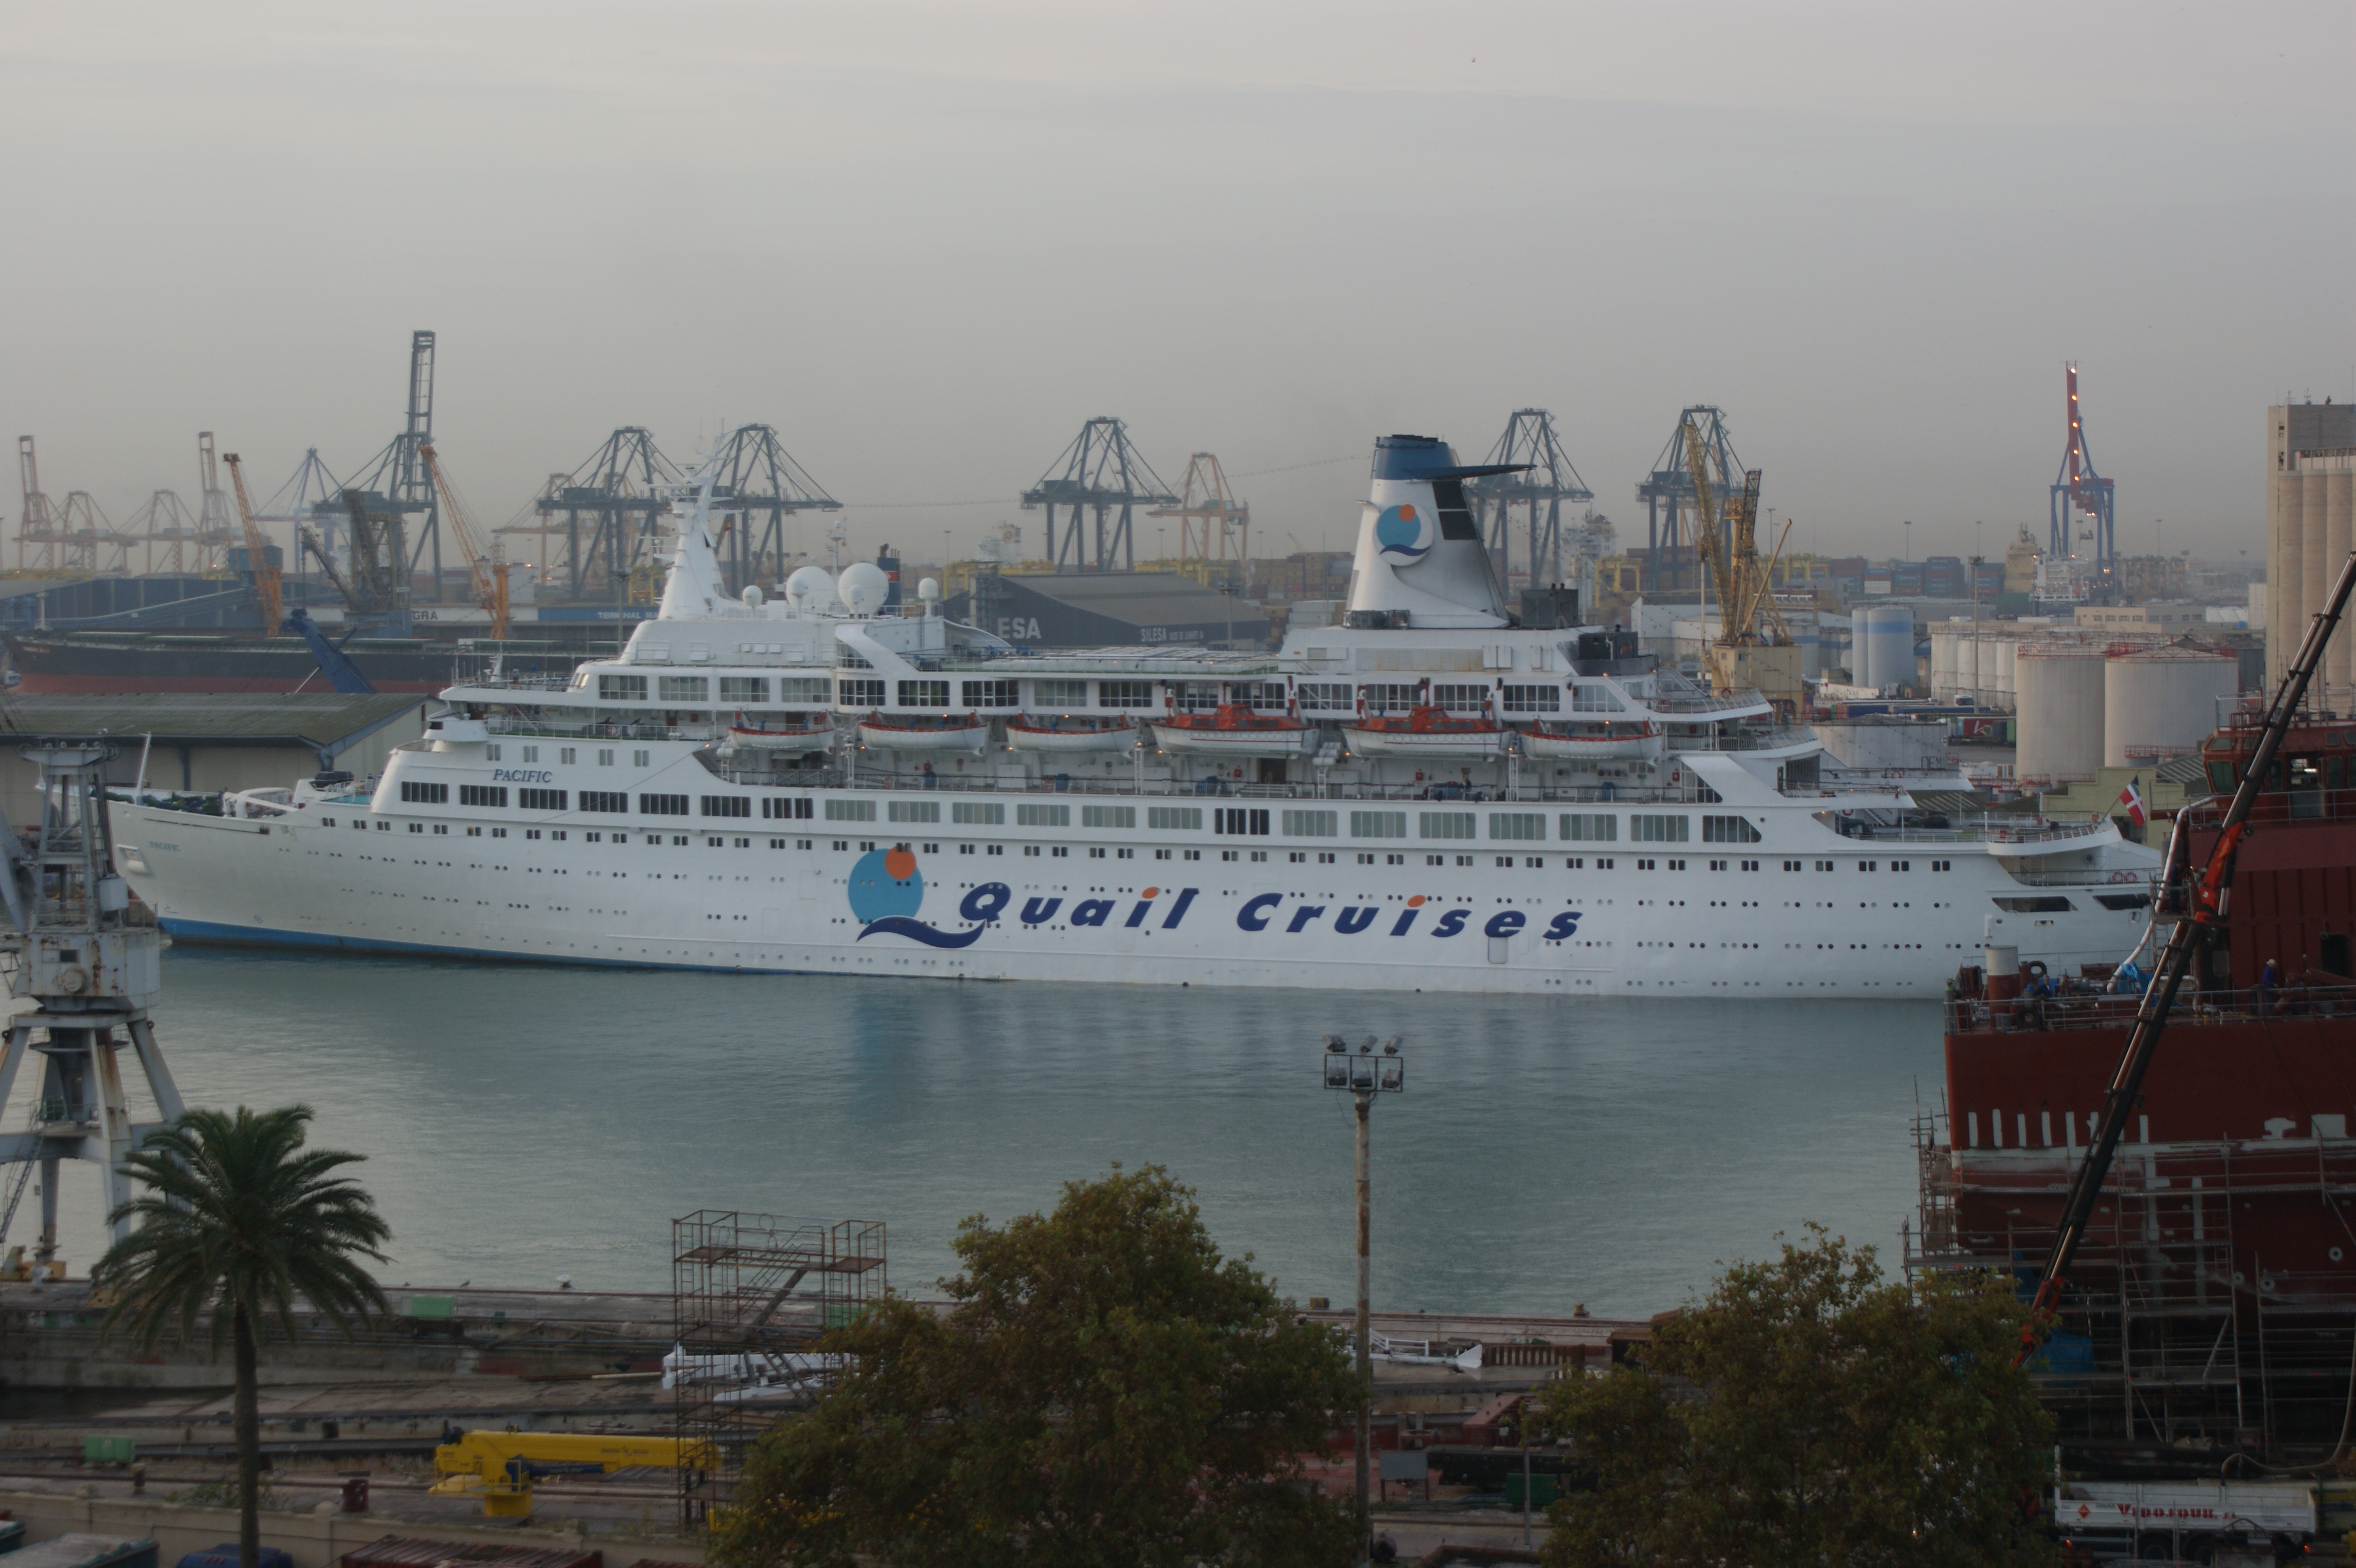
2020;543;2356;1360
1678;420;1803;708
418;442;509;639
220;453;282;633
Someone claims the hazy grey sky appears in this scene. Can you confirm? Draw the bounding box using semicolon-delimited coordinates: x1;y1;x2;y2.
6;2;2350;571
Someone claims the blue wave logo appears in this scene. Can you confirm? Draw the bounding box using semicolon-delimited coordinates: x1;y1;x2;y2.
849;847;990;949
1375;502;1429;561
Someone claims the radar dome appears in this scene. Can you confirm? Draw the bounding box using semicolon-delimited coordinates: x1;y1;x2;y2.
837;561;889;615
785;566;835;610
742;584;764;609
918;577;941;602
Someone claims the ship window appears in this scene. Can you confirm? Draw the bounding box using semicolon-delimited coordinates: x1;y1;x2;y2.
521;746;539;763
517;788;563;811
1017;803;1071;827
408;822;423;833
560;748;576;765
1082;805;1135;829
1296;682;1352;713
1500;685;1559;714
1184;849;1200;860
954;801;1006;825
400;781;448;804
1560;812;1617;841
888;800;941;824
460;785;507;809
1701;815;1761;844
896;679;950;708
1992;895;2075;913
351;820;365;831
2093;893;2148;911
377;821;389;831
778;678;829;703
1489;812;1544;841
1031;679;1090;707
837;679;886;707
962;679;1018;709
824;799;877;822
701;795;752;819
1632;814;1689;842
1350;810;1406;839
598;675;647;701
596;749;612;766
1569;684;1626;712
763;797;815;820
1431;684;1487;715
1233;681;1288;709
1361;684;1420;715
1214;808;1271;836
1098;681;1154;709
633;750;650;768
1418;811;1474;841
1430;478;1480;540
1148;806;1201;831
1051;846;1069;858
1282;809;1336;837
1815;860;1833;871
639;793;690;816
718;677;769;703
658;676;708;702
580;791;628;813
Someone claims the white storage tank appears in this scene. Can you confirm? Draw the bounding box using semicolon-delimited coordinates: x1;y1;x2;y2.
1993;637;2018;705
1930;627;1959;699
1956;634;1980;704
2103;642;2239;769
2016;644;2107;781
1859;605;1915;693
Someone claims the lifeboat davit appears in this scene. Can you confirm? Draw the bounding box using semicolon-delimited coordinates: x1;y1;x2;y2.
1341;706;1507;760
1006;714;1139;753
1518;721;1665;762
855;712;988;753
1151;704;1313;757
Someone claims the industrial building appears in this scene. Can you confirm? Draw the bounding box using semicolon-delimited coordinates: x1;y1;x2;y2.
944;571;1270;649
2071;603;2209;633
2267;402;2356;694
0;694;428;824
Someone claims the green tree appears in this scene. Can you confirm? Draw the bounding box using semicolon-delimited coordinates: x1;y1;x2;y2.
93;1106;391;1568
1538;1227;2056;1568
714;1166;1360;1568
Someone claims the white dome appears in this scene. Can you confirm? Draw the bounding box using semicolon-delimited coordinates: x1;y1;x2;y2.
918;576;941;602
741;584;764;609
784;566;835;610
837;561;889;615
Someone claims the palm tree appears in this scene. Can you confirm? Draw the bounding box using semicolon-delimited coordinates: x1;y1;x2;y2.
93;1106;390;1568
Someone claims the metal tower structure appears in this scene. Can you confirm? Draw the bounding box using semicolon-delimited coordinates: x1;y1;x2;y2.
1635;406;1742;594
16;437;76;573
341;331;446;597
0;741;186;1270
258;448;345;577
336;488;412;628
193;433;238;576
125;492;201;575
530;428;682;601
57;494;136;576
704;425;841;594
1475;409;1594;590
1149;454;1249;583
1020;418;1178;573
2049;361;2116;567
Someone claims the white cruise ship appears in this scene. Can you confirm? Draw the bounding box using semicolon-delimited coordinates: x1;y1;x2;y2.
110;436;2159;997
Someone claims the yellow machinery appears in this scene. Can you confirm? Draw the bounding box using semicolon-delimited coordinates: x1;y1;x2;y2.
430;1428;717;1518
416;443;511;639
221;453;283;634
1679;418;1804;708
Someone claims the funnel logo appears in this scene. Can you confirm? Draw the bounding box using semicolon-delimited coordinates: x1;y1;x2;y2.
1375;503;1430;561
849;845;986;948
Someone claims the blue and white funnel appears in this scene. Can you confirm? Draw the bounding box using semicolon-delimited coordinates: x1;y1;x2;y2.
1344;436;1523;629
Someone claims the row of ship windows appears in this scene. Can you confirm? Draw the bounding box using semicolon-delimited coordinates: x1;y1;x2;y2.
588;676;1623;715
393;786;1771;846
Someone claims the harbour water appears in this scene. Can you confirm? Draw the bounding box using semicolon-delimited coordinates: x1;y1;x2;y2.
19;950;1943;1317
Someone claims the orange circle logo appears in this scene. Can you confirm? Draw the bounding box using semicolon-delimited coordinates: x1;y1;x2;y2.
1406;895;1427;907
884;847;917;880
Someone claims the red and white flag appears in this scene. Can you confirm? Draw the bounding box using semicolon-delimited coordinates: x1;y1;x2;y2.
2117;777;2147;828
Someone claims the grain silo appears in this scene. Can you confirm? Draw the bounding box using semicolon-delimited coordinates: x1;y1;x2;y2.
1929;627;1957;699
1993;637;2019;707
2016;643;2107;781
1858;605;1915;693
1956;633;1981;704
2103;642;2239;768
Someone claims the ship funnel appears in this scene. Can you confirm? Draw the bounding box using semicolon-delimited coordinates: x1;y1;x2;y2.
1342;436;1523;630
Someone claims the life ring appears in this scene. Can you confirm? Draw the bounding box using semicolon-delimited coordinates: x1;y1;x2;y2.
2109;870;2142;884
2025;960;2049;979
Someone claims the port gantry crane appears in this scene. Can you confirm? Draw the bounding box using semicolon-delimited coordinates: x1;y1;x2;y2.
2019;541;2356;1362
418;442;509;639
220;452;283;633
1677;418;1802;708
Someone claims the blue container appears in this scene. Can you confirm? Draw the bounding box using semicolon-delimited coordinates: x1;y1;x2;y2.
176;1547;293;1568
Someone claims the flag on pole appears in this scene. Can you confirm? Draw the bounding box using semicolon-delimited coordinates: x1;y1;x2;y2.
2117;776;2147;828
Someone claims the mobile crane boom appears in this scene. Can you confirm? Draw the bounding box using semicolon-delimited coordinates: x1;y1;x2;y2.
417;442;509;638
221;453;282;632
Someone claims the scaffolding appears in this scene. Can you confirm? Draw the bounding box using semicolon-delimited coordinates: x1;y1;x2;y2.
1909;1107;2356;1462
671;1211;886;1532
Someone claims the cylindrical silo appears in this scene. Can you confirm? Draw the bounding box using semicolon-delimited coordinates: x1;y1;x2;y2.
1957;634;1981;704
2329;468;2353;692
1995;637;2019;706
2275;468;2306;692
1860;606;1914;694
2305;467;2329;676
2016;644;2107;781
1930;627;1956;699
2104;643;2239;769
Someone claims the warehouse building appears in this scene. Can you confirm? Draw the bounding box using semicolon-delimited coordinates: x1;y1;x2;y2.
945;571;1271;649
0;693;429;824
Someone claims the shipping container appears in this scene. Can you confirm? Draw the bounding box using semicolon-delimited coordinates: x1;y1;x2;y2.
340;1541;601;1568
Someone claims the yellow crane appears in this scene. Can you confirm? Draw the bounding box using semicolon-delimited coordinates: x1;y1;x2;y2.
417;442;511;638
1680;419;1802;708
430;1428;717;1518
220;453;283;633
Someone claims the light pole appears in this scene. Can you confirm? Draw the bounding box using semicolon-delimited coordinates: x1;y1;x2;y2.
1324;1033;1403;1566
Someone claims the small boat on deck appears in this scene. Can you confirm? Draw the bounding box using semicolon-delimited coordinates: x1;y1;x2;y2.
1006;714;1139;753
1151;705;1313;756
1341;705;1507;760
855;713;988;752
1517;721;1665;762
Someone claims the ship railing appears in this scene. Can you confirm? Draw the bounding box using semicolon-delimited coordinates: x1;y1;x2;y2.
1948;985;2356;1035
2178;789;2356;829
476;715;713;741
1667;727;1816;753
2004;867;2157;888
826;770;1735;804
